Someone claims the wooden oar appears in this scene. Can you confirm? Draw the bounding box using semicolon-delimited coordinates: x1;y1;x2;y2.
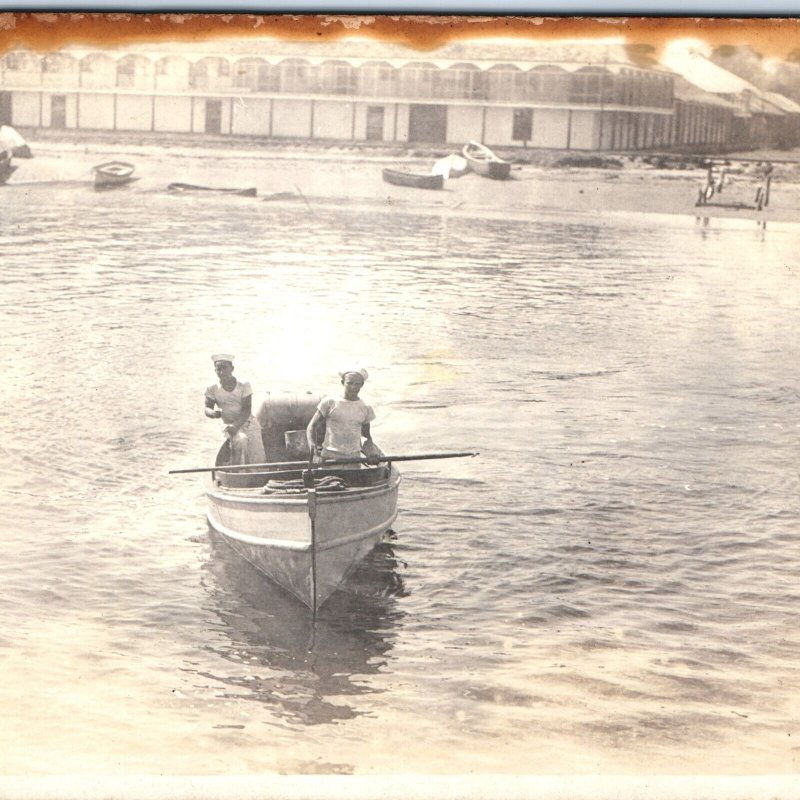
168;451;479;475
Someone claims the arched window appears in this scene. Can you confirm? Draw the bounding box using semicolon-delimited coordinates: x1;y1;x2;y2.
42;52;77;74
439;62;483;100
570;66;609;104
319;60;356;95
191;57;231;91
358;60;397;97
399;62;437;98
527;65;570;103
3;50;40;72
79;53;116;89
279;58;314;94
116;55;154;90
487;64;520;102
154;56;191;91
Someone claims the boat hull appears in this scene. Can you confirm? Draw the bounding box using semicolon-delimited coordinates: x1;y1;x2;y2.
465;158;511;180
93;161;138;189
382;168;444;190
168;182;257;197
205;467;401;609
462;142;512;180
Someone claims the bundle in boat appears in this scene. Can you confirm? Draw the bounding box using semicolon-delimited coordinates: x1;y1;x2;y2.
462;141;512;180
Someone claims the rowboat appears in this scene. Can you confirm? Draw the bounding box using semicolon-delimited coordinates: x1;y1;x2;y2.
462;141;512;180
93;161;138;189
168;182;257;197
202;394;401;612
382;167;444;190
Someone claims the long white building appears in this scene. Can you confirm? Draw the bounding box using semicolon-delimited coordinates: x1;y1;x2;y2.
0;38;745;151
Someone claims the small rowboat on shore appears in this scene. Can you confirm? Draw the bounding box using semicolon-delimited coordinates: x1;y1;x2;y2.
462;141;512;180
382;167;444;190
168;182;257;197
93;161;138;190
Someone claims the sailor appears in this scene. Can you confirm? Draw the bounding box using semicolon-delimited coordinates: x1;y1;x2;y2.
306;367;383;468
204;354;266;465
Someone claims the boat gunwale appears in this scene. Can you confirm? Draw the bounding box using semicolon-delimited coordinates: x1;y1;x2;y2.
203;468;401;507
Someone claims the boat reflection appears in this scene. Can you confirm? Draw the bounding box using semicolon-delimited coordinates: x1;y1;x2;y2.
198;529;407;725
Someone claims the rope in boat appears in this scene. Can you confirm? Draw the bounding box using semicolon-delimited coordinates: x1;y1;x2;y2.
262;475;347;495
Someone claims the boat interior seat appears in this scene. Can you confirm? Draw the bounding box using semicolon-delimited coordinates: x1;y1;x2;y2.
256;392;322;462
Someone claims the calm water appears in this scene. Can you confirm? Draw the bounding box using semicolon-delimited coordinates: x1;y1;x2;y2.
1;169;799;776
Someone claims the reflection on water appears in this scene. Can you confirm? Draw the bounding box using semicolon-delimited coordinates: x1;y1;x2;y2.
198;531;406;726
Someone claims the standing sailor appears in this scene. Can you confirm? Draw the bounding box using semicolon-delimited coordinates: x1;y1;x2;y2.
306;367;382;467
204;354;266;465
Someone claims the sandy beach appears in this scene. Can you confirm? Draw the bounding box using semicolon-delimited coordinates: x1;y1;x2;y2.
8;130;800;224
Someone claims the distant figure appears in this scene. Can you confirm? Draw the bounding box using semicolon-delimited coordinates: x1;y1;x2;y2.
306;368;382;468
205;354;266;465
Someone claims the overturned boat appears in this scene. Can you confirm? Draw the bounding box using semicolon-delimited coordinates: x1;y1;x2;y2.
0;126;32;159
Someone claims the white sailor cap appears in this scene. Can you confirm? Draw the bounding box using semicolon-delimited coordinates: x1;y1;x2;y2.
339;367;368;381
211;353;235;364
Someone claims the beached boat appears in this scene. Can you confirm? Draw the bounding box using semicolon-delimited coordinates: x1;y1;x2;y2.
0;153;17;185
168;182;257;197
93;161;138;189
431;153;470;179
382;167;444;190
0;126;32;159
462;141;512;180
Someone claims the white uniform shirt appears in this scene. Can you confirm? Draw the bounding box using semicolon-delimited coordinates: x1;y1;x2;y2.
205;381;253;424
317;396;375;457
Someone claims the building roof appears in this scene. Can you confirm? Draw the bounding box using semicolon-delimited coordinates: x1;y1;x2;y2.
671;75;738;109
763;90;800;114
44;37;669;74
661;46;784;116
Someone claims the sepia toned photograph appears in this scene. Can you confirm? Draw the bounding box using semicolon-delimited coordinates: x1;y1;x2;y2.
0;12;798;798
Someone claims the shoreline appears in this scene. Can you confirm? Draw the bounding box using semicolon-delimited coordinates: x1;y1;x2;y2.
8;130;800;224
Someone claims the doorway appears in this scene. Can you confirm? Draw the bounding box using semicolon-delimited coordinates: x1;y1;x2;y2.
205;99;222;134
0;92;11;125
51;95;67;128
408;104;446;143
366;106;385;141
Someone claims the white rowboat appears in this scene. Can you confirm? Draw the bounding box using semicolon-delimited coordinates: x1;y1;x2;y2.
204;460;400;612
203;393;400;612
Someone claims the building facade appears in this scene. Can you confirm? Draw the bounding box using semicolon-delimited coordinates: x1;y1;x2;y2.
0;40;754;152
